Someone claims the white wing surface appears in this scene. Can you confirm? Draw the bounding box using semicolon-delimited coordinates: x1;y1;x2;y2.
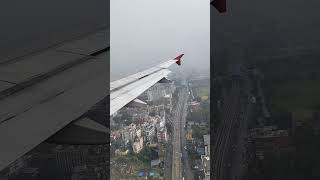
110;54;184;115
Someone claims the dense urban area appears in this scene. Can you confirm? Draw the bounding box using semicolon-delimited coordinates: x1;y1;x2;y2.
212;60;320;180
110;72;210;180
0;70;210;180
211;0;320;178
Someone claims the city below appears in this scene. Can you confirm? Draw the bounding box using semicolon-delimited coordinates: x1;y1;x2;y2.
110;73;210;180
0;71;210;180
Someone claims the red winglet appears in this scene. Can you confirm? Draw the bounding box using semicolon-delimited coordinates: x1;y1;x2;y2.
174;54;184;66
211;0;226;13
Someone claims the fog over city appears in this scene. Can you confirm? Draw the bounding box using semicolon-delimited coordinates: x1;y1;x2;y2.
110;0;210;81
212;0;320;179
212;0;320;66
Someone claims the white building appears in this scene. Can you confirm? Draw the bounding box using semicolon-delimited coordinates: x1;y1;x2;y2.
132;137;144;153
121;123;137;145
136;128;142;138
203;135;210;156
157;127;168;143
201;155;210;180
158;115;166;128
144;124;155;143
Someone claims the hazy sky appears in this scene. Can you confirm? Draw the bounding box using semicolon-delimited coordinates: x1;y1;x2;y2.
212;0;320;65
110;0;210;81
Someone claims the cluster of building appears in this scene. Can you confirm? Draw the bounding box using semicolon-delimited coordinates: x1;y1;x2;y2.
244;68;297;177
0;144;109;180
188;101;201;112
248;111;320;162
110;82;176;179
185;114;210;179
184;79;211;179
111;106;169;155
185;131;210;180
201;135;210;180
111;82;175;155
249;126;292;160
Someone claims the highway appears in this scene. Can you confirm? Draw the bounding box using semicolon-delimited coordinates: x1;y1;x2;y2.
180;89;193;180
171;88;189;180
164;140;173;180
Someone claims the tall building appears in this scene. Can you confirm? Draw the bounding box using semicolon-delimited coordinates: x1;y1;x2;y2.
132;137;144;153
250;127;292;160
121;123;136;145
203;135;210;156
144;124;155;143
157;127;168;143
136;128;142;138
201;155;210;180
54;146;88;178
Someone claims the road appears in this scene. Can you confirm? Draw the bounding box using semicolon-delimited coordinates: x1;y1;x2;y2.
180;89;193;180
171;88;189;180
164;139;173;180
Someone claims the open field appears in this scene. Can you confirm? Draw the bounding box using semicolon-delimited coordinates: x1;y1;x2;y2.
193;86;210;98
190;79;210;99
270;80;320;120
258;56;320;121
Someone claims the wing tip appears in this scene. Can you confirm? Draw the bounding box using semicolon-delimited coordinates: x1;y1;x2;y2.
174;54;184;66
211;0;227;13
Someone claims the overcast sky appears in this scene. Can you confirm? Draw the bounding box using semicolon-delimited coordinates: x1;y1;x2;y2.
110;0;210;81
212;0;320;66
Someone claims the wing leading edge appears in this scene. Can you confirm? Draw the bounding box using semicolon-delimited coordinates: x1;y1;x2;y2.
110;54;184;115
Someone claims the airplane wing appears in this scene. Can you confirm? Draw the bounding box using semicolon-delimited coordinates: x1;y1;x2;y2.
0;29;109;171
110;54;184;115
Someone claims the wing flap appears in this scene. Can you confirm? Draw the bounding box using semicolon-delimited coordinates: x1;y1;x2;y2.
48;117;109;145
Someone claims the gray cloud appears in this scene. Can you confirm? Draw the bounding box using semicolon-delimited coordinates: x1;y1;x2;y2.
111;0;210;80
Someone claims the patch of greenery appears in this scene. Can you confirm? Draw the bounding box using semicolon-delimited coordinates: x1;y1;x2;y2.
258;58;320;121
187;99;210;123
194;86;210;98
192;125;209;139
112;147;153;177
